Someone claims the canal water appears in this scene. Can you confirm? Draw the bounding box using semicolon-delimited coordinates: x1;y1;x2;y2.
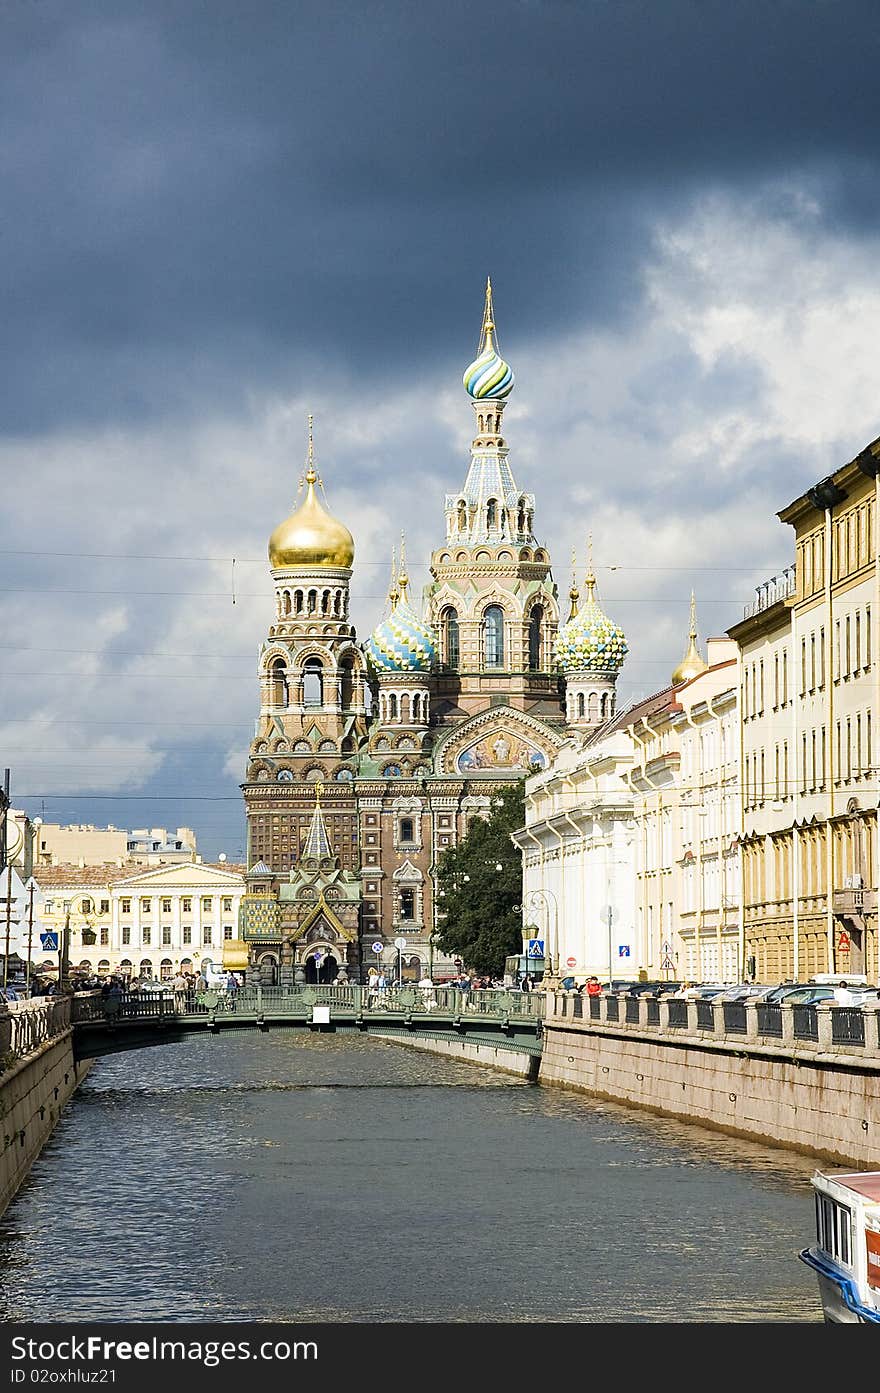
0;1034;821;1322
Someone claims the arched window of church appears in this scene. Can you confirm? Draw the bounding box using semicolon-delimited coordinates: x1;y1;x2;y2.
600;692;608;719
271;658;288;707
517;498;526;535
294;591;303;614
588;692;598;719
486;498;498;531
577;692;585;719
528;606;543;670
442;608;459;669
339;660;354;711
307;589;317;615
389;693;398;720
303;658;323;707
457;500;467;533
484;605;504;668
400;817;414;843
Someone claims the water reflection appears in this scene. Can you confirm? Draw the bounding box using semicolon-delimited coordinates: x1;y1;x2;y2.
0;1034;821;1322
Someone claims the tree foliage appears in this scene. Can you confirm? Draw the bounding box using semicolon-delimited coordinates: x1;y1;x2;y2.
434;781;525;975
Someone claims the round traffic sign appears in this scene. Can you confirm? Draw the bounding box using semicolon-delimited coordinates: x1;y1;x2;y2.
393;936;407;950
453;958;462;967
371;941;383;953
566;956;577;969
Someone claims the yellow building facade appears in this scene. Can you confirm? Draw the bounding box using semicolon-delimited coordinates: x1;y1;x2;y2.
729;435;880;984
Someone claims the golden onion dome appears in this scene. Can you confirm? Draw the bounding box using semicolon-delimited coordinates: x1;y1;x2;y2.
672;593;708;686
268;418;355;571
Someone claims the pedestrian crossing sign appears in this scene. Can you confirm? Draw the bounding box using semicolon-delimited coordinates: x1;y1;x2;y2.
527;939;544;957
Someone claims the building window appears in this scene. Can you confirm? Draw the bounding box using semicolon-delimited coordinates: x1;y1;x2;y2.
201;897;212;912
528;606;543;670
100;899;109;915
100;926;109;946
442;608;459;668
182;926;192;945
140;898;151;914
162;926;172;945
303;658;323;707
222;897;232;913
400;817;414;843
122;927;131;945
82;899;92;914
203;927;212;945
400;889;415;920
121;898;131;914
161;898;172;914
484;605;504;668
182;897;192;913
224;925;233;940
142;928;151;945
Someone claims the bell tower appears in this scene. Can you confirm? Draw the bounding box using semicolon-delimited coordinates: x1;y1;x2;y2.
426;280;561;724
242;418;367;876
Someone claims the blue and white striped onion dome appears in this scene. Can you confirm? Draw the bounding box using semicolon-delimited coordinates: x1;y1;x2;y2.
365;588;436;673
463;345;514;399
555;586;628;673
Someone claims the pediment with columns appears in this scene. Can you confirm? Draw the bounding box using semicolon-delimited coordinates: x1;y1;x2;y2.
432;706;565;777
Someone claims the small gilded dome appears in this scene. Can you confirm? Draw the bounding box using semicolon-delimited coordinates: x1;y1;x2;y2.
365;574;436;674
556;573;628;674
672;593;708;686
268;422;354;570
463;276;514;400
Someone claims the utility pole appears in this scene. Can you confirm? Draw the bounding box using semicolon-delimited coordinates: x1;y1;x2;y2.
25;878;36;995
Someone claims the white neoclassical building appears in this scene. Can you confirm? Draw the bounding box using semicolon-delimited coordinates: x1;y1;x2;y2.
33;861;247;979
516;594;741;983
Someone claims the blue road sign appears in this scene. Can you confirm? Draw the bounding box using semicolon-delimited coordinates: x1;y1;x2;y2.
40;933;58;951
618;944;631;958
527;939;545;958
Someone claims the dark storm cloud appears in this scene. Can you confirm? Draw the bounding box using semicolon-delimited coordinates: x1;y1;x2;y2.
2;0;880;434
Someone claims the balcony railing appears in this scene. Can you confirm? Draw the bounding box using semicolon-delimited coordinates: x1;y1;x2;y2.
742;566;796;619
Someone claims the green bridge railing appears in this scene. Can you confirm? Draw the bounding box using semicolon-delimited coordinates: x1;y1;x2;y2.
70;984;546;1027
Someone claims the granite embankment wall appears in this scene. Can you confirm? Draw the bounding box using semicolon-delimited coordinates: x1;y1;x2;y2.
372;1029;540;1079
0;1020;90;1218
541;1015;880;1167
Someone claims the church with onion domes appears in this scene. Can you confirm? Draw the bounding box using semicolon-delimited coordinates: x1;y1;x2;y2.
238;282;629;986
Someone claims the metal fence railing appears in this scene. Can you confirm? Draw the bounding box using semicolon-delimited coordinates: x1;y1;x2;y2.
666;1000;689;1028
696;1000;716;1030
722;1002;748;1035
0;998;72;1072
756;1003;783;1038
793;1005;819;1041
831;1007;866;1047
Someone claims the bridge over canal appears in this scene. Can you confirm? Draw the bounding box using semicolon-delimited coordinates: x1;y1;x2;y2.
67;984;546;1064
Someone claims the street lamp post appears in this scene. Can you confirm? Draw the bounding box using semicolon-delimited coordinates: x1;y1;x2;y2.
525;888;558;977
60;902;72;994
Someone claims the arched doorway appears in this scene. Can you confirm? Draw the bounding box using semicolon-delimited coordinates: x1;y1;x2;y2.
304;951;338;984
258;953;278;986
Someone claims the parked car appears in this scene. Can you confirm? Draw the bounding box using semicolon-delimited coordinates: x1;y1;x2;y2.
774;985;838;1006
714;984;770;1003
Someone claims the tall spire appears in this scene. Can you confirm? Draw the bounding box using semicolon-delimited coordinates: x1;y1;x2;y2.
303;781;332;860
584;533;597;602
305;412;316;485
398;531;409;596
671;590;708;686
388;544;399;609
480;276;496;354
568;547;580;620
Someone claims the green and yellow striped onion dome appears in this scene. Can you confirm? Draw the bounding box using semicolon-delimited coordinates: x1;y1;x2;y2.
555;580;628;673
365;580;436;674
463;344;514;400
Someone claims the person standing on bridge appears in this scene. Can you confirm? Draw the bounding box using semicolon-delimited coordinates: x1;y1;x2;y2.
172;971;188;1013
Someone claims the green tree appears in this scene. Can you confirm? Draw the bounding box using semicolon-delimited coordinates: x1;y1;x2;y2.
434;781;525;976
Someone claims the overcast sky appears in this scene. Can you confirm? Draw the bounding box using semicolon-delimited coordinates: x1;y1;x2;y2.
3;0;880;859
